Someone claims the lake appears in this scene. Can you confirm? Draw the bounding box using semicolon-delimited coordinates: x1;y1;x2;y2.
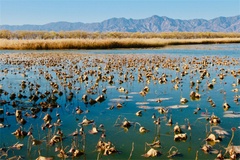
0;44;239;159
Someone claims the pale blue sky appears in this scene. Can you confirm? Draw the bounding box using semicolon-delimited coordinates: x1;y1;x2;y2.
0;0;239;25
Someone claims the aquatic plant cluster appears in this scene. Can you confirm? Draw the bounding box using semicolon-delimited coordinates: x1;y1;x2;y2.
0;52;239;159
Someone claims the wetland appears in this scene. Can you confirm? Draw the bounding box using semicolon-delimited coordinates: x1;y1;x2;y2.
0;44;239;159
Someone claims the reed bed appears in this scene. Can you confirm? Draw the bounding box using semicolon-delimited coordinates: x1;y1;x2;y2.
1;38;240;50
1;30;240;39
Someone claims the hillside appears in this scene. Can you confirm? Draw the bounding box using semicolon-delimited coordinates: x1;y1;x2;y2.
0;15;239;32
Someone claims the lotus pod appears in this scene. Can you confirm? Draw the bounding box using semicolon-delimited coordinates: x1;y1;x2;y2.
174;124;181;134
118;87;125;92
223;102;230;110
209;114;220;124
142;148;160;157
43;114;52;124
81;118;94;126
158;107;167;114
201;144;212;152
89;126;98;134
32;139;43;146
73;149;83;157
12;128;27;137
135;110;142;116
15;110;22;119
190;91;196;98
174;133;187;141
180;98;188;104
76;108;83;114
103;146;117;155
216;151;223;159
139;126;149;133
117;103;123;108
49;135;62;145
95;94;105;102
12;143;24;150
208;83;214;89
143;86;150;92
122;120;131;127
57;149;68;159
206;133;220;142
89;98;97;105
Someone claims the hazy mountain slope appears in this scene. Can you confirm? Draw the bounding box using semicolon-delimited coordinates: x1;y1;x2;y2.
0;15;239;32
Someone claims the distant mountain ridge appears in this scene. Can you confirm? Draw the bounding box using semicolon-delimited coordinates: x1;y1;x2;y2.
0;15;239;32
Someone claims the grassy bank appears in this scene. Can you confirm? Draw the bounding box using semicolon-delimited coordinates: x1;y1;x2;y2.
0;38;240;50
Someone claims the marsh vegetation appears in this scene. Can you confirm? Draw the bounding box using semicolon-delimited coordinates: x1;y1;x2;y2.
0;30;239;49
0;46;239;159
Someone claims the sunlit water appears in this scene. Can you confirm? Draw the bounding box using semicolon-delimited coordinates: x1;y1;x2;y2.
0;44;239;159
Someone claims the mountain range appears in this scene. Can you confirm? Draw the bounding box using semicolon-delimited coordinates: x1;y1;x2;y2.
1;15;239;32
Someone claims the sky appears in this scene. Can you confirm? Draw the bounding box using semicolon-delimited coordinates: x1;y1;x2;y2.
0;0;239;25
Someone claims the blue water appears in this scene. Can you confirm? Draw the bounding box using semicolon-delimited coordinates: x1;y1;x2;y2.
0;44;239;159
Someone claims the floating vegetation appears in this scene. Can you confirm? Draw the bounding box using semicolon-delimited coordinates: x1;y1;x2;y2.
174;133;187;141
142;148;161;157
209;114;221;124
0;49;239;159
180;98;188;104
79;116;94;126
96;140;118;156
139;126;149;133
135;110;142;116
206;133;221;143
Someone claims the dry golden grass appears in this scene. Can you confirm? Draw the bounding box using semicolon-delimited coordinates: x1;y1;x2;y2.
0;38;240;50
1;30;240;39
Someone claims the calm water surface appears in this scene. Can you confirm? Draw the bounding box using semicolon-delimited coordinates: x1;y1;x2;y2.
0;44;239;159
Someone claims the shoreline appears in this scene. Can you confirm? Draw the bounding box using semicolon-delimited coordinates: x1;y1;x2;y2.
0;38;240;50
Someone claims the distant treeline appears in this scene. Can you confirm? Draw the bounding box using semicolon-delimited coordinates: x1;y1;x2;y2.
0;30;240;39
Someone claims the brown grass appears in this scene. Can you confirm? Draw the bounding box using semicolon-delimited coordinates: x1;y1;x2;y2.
0;38;239;50
1;30;240;39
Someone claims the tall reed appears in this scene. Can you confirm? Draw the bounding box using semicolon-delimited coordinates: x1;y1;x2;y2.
1;30;240;39
0;38;239;50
